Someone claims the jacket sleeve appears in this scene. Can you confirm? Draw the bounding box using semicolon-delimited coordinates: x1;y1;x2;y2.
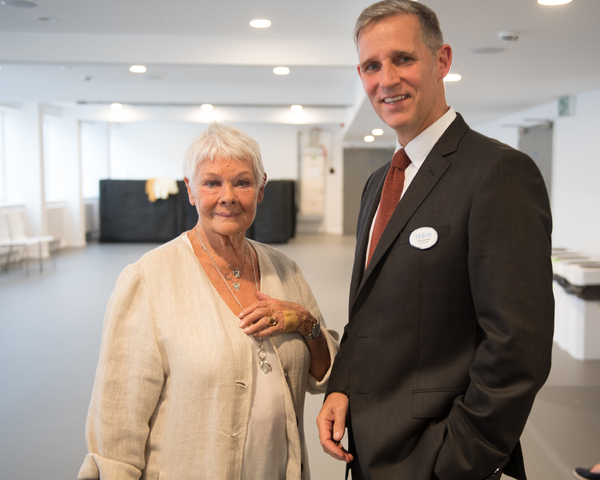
79;264;165;480
434;150;554;479
326;169;380;399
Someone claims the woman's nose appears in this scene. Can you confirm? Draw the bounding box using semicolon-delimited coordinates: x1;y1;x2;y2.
220;183;236;203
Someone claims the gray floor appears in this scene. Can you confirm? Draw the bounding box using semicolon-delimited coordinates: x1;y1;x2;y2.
0;235;598;480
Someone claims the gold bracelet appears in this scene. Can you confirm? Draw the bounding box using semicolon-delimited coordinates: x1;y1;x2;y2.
283;310;298;332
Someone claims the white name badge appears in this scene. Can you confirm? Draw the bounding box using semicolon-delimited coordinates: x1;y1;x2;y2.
409;227;438;250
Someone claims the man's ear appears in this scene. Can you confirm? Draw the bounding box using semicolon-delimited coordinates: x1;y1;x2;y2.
437;44;453;80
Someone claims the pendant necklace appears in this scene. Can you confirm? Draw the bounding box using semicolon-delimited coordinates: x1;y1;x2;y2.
226;244;247;291
228;245;247;280
195;227;272;374
196;231;247;291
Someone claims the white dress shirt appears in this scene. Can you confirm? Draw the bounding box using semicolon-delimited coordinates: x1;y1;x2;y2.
366;107;457;269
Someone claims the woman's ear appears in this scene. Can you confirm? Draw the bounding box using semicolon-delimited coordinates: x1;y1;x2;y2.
257;173;267;203
184;177;195;206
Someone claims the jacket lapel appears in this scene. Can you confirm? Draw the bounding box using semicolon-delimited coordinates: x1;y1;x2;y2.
349;166;389;305
350;114;470;311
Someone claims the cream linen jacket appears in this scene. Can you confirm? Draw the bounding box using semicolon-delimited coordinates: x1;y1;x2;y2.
78;234;339;480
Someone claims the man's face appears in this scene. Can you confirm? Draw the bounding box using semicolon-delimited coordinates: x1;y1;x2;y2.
357;14;451;146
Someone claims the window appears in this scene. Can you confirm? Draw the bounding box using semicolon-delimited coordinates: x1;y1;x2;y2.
0;111;6;203
81;121;109;199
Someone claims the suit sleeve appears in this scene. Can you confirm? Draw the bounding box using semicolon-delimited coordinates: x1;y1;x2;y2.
78;264;165;480
326;171;380;398
434;150;554;479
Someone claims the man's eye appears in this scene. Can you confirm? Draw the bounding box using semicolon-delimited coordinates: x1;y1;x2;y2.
364;63;379;72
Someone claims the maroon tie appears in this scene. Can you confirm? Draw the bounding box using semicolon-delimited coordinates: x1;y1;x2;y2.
367;149;411;266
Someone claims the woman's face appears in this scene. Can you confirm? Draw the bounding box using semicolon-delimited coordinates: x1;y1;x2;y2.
185;156;265;239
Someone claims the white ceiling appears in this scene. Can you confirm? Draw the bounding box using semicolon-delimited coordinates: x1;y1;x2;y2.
1;0;599;145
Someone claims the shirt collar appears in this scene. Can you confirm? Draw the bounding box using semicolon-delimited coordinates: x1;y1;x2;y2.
395;106;457;168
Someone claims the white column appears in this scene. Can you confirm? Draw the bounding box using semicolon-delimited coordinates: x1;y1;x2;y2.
61;118;85;247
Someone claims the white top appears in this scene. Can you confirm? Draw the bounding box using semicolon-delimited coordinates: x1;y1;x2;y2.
366;107;457;268
182;234;287;479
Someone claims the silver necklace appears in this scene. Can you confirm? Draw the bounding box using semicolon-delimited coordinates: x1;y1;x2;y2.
194;227;272;374
198;235;247;291
227;244;247;281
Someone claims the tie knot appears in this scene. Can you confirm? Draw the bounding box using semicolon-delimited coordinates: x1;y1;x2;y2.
392;149;411;170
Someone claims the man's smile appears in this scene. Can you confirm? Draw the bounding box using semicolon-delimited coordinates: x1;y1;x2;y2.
383;94;409;104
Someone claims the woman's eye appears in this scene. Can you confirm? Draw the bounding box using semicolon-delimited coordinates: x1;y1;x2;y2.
205;181;219;187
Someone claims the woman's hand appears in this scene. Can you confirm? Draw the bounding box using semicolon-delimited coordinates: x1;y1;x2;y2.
238;292;316;338
239;292;331;381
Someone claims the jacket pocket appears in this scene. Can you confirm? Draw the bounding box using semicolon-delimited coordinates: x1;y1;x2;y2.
411;387;466;419
157;472;168;480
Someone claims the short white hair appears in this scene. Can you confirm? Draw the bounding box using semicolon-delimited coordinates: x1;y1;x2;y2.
183;122;265;189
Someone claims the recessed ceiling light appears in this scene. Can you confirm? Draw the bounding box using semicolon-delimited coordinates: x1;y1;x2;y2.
130;65;147;73
201;104;213;111
538;0;572;4
0;0;38;8
37;16;58;22
111;103;123;110
364;135;375;143
250;19;271;28
372;128;384;136
273;67;290;75
444;73;462;82
290;105;303;112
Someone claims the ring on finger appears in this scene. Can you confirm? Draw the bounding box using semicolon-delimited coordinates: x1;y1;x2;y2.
268;316;277;327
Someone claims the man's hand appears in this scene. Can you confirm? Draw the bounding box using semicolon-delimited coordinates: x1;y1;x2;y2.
317;392;354;462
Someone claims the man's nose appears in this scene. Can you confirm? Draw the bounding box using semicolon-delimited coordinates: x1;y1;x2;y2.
380;64;400;89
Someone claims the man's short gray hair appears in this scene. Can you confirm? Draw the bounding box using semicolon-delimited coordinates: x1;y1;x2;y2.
183;122;265;190
354;0;444;57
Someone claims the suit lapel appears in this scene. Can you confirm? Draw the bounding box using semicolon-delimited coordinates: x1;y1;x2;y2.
349;166;389;304
350;114;470;311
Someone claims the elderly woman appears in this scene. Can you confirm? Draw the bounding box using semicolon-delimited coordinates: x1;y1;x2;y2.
78;122;339;480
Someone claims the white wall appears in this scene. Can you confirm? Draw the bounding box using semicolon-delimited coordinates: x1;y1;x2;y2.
108;122;302;181
475;87;600;257
1;109;346;244
106;121;345;234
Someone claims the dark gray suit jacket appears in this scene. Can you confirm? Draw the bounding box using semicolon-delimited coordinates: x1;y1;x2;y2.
326;114;554;480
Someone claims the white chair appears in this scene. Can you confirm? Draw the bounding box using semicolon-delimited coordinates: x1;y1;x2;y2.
1;213;25;271
2;210;56;274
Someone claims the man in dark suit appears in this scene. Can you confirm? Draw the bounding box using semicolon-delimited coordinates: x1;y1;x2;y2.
316;1;554;479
